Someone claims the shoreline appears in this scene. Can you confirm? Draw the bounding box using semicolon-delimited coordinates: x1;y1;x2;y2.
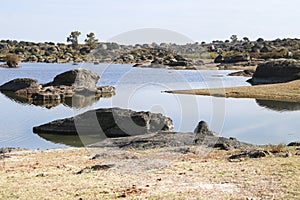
166;80;300;102
0;61;258;72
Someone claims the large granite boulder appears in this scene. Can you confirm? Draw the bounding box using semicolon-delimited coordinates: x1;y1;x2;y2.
33;108;174;137
249;59;300;84
0;78;38;92
46;68;99;89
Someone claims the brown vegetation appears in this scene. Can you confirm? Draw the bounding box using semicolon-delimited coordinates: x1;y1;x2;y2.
5;54;19;67
167;80;300;102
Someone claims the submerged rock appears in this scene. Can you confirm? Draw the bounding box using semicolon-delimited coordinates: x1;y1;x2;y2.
33;107;174;138
248;59;300;84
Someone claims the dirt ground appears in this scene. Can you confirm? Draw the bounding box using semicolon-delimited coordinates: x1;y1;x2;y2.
0;146;299;200
167;80;300;102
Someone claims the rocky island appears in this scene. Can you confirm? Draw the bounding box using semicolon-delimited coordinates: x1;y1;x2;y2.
0;68;115;108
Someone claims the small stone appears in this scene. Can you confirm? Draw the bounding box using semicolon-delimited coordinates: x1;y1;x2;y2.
228;150;269;160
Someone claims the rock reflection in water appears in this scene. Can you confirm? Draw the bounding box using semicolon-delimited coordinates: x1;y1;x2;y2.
255;99;300;112
37;133;102;147
64;92;115;109
1;91;115;109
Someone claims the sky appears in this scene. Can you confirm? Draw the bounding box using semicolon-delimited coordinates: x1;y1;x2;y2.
1;0;300;44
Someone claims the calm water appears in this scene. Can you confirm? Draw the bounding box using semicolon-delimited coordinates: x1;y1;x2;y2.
0;63;299;149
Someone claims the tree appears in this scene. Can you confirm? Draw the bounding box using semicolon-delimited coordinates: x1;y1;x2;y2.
256;38;264;43
243;37;250;42
230;35;238;43
84;32;99;49
67;31;81;49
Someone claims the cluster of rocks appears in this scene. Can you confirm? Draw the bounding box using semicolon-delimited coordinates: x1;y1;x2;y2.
113;48;197;69
2;37;300;68
33;108;253;151
248;59;300;84
0;68;115;107
0;41;81;63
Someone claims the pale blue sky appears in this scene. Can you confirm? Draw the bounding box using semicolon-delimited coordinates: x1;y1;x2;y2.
1;0;299;44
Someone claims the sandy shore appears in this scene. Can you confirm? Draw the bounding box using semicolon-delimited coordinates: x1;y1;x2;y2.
166;80;300;102
0;145;299;199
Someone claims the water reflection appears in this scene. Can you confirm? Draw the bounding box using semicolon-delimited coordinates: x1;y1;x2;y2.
37;133;100;147
1;91;115;109
256;99;300;112
63;92;115;109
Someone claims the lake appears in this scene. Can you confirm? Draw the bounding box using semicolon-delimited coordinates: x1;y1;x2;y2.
0;63;299;149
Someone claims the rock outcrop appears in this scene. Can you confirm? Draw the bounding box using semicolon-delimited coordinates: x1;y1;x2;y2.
33;108;174;138
0;68;115;108
114;48;195;69
87;120;252;150
88;131;252;150
194;121;218;137
248;59;300;84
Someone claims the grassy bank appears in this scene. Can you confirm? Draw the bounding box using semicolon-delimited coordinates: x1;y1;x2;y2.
167;80;300;102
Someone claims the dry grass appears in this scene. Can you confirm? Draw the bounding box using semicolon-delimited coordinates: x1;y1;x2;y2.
0;147;299;199
265;144;287;153
167;80;300;102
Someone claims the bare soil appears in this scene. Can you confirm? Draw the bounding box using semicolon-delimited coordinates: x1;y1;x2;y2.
0;146;299;199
